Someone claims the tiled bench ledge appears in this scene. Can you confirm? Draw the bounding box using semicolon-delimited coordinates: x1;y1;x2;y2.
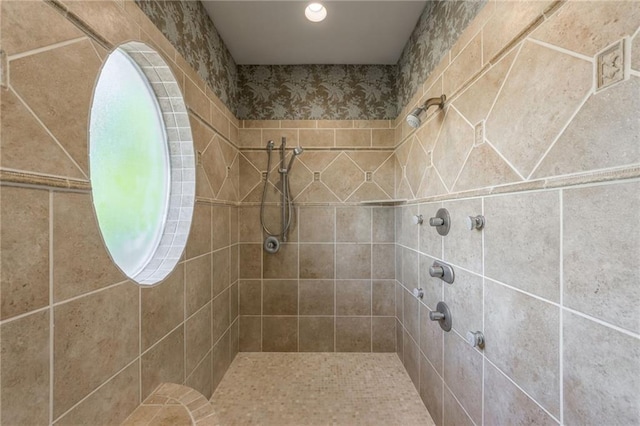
121;383;219;426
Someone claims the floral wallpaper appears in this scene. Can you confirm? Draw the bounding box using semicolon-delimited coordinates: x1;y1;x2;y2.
396;0;486;110
135;0;484;120
236;65;397;120
135;0;238;111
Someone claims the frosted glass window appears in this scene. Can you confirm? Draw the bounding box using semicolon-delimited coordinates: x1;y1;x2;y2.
89;42;195;285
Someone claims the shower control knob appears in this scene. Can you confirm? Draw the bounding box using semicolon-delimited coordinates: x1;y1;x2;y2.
413;288;424;299
429;217;444;226
466;331;485;349
429;265;444;278
466;215;485;230
412;214;423;225
429;311;445;321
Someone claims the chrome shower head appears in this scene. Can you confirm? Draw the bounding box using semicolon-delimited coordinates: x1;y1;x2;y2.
406;108;423;129
406;95;447;129
286;146;304;171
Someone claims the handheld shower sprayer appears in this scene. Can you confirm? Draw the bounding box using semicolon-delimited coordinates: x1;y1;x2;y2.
286;146;304;172
406;94;447;129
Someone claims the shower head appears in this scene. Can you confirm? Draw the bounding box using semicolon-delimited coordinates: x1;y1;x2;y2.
406;108;423;129
286;146;304;171
406;95;447;129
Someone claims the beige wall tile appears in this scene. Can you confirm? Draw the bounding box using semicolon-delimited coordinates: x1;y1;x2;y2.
239;280;261;315
186;352;212;399
299;206;335;242
239;244;261;279
633;32;640;72
0;310;49;426
0;186;49;320
373;156;396;199
443;386;474;426
443;268;482;336
317;120;353;128
10;40;102;175
372;129;395;147
212;330;231;390
209;104;230;139
239;316;261;352
484;191;560;301
484;279;560;417
372;207;395;243
63;1;139;46
443;333;482;424
142;327;185;399
299;317;334;352
187;203;212;259
202;137;227;196
52;192;125;302
213;247;230;297
299;280;335;316
321;153;364;201
563;311;640;425
563;181;640;333
419;303;443;376
1;90;86;179
405;137;429;196
402;330;419;389
213;289;230;343
402;286;419;342
185;77;209;120
281;120;316;129
263;243;298;279
372;244;395;280
444;34;482;95
336;244;371;279
453;143;521;192
141;264;185;351
486;41;592;178
185;303;212;377
239;206;262;243
432;107;474;190
263;129;298;147
372;280;395;316
229;282;239;321
372;317;396;353
185;254;211;317
299;244;334;279
336;280;371;316
336;207;371;242
442;198;482;273
335;129;371;148
533;76;640;179
244;120;280;129
55;361;139;426
484;361;556;426
482;1;550;62
263;279;298;315
298;129;334;148
336;317;371;352
420;355;443;426
238;128;262;148
212;206;230;251
401;247;419;292
452;48;516;127
532;1;640;57
262;316;297;352
54;283;139;417
1;1;83;56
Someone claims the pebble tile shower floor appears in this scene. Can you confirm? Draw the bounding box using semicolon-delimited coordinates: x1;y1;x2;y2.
210;353;434;425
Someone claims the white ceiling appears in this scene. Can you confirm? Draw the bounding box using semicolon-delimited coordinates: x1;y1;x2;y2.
201;1;427;65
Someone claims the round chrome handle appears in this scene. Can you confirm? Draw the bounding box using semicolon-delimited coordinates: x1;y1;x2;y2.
429;311;445;321
429;265;444;278
412;214;423;225
429;217;444;226
466;215;485;230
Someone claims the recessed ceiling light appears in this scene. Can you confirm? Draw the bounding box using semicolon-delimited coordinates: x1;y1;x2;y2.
305;3;327;23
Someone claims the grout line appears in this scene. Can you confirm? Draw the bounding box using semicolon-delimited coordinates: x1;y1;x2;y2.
527;38;594;63
7;37;88;61
443;380;478;426
484;42;524;123
49;191;54;425
559;189;564;425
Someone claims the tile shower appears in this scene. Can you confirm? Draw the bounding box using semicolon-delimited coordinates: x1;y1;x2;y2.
1;1;639;426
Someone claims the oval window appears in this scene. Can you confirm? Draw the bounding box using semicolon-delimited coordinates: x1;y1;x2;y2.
89;42;195;285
